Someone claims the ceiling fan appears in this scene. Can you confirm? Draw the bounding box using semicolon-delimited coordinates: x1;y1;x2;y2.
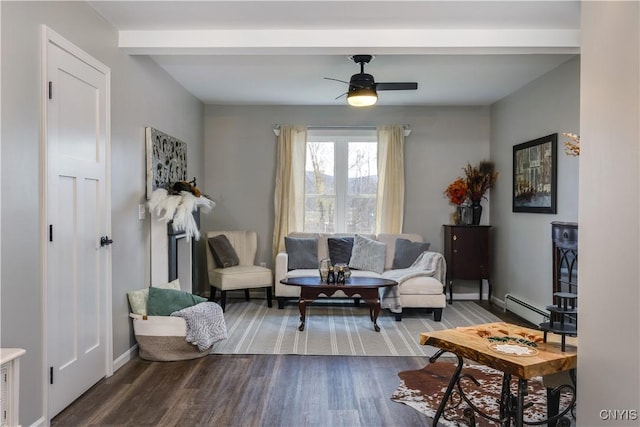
325;55;418;107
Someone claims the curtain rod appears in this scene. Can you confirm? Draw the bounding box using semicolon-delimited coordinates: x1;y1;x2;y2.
272;124;411;137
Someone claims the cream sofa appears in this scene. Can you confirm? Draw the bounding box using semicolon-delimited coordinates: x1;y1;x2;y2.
275;232;447;321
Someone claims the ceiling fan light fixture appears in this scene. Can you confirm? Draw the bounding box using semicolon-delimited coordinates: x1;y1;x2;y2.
347;87;378;107
325;54;417;106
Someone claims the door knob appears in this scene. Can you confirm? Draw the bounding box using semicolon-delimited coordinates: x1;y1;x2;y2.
100;236;113;247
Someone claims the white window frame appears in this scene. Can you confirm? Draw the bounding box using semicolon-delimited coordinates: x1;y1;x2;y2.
305;129;377;233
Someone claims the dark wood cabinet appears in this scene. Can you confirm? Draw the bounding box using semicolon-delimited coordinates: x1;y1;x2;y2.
443;225;492;304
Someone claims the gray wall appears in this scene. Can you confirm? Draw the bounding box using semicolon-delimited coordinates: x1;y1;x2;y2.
5;1;636;424
579;2;639;423
490;57;580;322
0;2;204;424
203;105;491;296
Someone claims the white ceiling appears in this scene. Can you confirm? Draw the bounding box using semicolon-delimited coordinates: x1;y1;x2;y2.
88;1;580;106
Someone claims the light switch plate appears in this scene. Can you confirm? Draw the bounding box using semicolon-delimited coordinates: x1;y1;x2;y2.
138;204;146;220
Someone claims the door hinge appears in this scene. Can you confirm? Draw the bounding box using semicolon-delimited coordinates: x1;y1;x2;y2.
50;366;54;384
48;81;53;99
49;224;53;242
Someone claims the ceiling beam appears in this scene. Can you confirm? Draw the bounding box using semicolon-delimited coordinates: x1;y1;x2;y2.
119;29;580;55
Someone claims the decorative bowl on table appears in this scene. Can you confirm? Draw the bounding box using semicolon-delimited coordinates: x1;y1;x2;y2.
486;336;539;356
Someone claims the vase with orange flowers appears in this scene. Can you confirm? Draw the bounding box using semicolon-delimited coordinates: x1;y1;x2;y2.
444;177;470;224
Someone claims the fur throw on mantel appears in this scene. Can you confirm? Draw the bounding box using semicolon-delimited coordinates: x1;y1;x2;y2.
148;188;215;240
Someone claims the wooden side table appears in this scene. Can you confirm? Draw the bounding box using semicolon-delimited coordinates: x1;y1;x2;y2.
420;323;576;427
443;225;492;304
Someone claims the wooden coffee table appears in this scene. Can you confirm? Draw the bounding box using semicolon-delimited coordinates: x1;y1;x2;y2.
279;276;397;332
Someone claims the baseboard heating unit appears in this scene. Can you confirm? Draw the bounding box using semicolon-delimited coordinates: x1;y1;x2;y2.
504;294;550;325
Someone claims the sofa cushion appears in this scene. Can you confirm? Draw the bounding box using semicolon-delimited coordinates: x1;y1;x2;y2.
147;287;207;316
394;276;444;295
349;270;382;279
285;236;318;270
349;235;387;274
392;238;431;269
328;237;354;265
208;234;240;268
210;265;272;290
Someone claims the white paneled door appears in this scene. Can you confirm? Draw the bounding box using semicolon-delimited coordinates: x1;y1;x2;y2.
44;28;111;418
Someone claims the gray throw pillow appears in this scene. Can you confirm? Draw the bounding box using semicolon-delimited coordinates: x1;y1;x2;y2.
285;236;318;270
328;237;354;265
392;238;431;269
348;235;387;274
208;234;240;268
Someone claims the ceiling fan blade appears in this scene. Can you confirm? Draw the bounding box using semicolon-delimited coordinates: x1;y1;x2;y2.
334;92;347;100
324;77;350;84
376;82;418;91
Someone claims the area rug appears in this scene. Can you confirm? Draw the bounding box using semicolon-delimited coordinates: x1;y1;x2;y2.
210;300;501;356
391;362;574;426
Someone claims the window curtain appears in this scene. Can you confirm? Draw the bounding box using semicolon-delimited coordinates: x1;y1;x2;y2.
272;125;307;257
376;125;405;234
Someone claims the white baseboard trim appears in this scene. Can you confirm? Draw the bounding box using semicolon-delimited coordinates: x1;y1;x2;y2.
29;416;46;427
113;344;138;372
451;292;489;301
491;296;506;309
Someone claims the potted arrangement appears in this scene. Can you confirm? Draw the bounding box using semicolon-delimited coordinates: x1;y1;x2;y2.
463;160;498;225
444;177;470;224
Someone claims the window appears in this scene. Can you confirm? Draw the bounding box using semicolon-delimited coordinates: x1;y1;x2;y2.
304;130;377;233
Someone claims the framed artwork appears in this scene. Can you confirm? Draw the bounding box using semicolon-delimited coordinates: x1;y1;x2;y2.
145;127;187;199
512;133;557;213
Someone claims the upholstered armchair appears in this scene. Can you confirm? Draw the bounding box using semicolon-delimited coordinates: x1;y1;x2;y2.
205;230;273;311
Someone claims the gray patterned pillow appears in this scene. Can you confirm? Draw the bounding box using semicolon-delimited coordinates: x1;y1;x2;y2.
348;235;387;274
285;236;318;270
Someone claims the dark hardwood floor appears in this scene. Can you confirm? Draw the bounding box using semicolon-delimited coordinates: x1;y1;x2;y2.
475;300;536;328
52;301;536;427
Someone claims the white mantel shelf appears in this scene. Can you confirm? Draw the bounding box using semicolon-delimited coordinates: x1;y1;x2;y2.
0;348;26;365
